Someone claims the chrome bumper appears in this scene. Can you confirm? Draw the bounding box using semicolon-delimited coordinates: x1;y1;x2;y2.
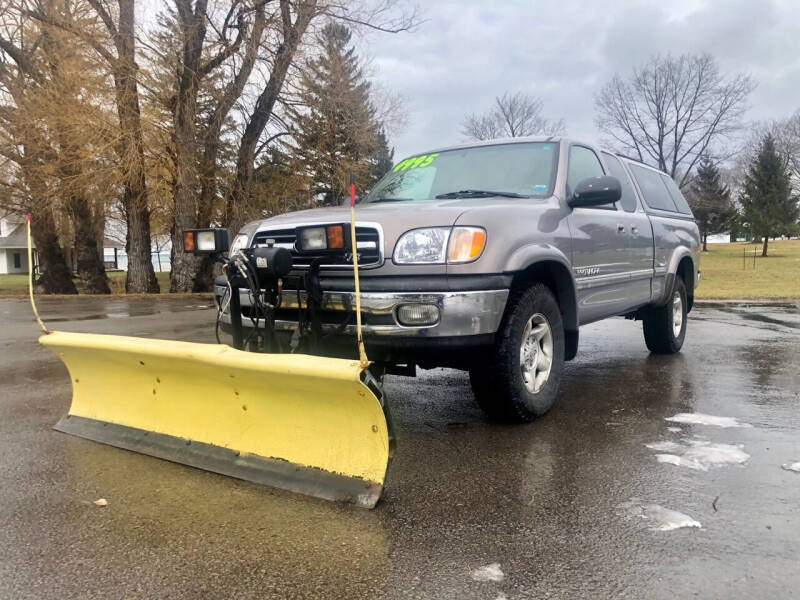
215;286;509;338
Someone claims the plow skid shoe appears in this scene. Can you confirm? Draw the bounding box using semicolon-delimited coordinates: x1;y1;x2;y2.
41;331;391;508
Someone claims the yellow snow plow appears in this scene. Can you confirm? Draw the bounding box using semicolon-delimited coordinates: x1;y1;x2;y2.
29;179;393;508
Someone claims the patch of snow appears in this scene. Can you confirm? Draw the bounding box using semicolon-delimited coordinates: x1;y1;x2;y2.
646;440;682;452
471;563;504;582
618;499;702;531
665;413;751;428
667;427;682;433
782;462;800;473
650;440;749;471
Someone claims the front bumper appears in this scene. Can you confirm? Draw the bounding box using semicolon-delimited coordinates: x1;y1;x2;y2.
214;285;509;338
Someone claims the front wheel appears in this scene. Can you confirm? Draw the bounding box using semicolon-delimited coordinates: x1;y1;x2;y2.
470;283;565;422
643;278;687;354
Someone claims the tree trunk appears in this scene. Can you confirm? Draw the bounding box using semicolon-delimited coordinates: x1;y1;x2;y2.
114;0;159;293
223;0;316;232
168;0;208;293
55;135;111;293
31;206;77;294
762;235;769;257
67;195;110;293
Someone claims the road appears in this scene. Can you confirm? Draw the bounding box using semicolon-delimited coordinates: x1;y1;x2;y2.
1;297;799;599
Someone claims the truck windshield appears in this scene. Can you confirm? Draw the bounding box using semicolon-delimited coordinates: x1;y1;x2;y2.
363;142;558;203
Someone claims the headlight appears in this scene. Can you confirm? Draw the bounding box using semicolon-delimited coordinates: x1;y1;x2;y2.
393;227;450;264
229;233;249;255
392;226;487;264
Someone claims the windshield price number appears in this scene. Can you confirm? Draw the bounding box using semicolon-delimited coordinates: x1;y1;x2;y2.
393;153;439;172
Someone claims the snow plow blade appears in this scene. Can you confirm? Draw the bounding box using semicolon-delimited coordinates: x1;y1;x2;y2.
42;331;392;508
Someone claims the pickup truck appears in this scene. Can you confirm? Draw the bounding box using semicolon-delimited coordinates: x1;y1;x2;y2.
217;137;700;422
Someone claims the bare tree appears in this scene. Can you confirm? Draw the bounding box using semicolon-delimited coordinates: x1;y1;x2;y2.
30;0;161;292
595;53;755;187
223;0;419;232
1;2;113;293
781;109;800;184
0;9;77;293
461;92;566;141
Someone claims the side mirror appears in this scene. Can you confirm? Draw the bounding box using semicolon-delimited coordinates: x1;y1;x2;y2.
183;228;230;255
568;176;621;208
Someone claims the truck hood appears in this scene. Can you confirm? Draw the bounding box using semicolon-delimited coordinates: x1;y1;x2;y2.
251;196;560;232
253;198;496;231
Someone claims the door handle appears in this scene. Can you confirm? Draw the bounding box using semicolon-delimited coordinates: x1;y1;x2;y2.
631;226;639;235
617;224;625;233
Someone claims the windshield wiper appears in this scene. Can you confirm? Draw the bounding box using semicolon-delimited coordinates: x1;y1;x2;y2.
435;189;531;199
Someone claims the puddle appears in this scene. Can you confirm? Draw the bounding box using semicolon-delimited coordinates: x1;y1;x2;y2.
718;308;800;330
665;413;751;428
46;313;110;323
646;439;749;471
617;499;701;531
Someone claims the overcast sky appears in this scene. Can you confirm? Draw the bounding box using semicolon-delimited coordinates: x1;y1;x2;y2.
360;0;800;160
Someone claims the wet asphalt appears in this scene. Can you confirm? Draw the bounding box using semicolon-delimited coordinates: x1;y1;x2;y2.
1;297;799;599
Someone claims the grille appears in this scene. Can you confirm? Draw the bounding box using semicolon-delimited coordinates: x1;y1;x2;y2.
250;224;383;269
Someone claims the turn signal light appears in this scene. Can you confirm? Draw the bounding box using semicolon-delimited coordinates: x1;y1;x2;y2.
327;225;345;249
183;231;195;253
448;227;487;263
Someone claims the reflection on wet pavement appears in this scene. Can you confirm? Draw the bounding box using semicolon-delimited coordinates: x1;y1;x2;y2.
0;299;798;599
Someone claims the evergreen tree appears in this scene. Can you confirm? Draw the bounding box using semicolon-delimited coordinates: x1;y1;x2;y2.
290;23;388;205
370;128;394;186
739;134;799;256
688;156;737;251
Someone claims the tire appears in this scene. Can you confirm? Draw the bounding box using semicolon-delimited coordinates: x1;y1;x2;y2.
643;278;687;354
470;283;565;422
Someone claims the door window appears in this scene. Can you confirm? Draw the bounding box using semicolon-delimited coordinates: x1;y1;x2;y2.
602;153;639;213
567;146;605;194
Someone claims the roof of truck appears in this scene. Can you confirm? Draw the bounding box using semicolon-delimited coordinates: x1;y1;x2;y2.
418;136;566;156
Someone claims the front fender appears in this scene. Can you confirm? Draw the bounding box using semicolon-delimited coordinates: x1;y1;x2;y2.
503;243;578;335
504;242;573;275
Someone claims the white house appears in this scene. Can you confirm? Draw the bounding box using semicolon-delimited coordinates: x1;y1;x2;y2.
0;214;34;274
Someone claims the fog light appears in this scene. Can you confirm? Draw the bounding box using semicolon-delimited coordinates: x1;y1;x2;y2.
196;230;216;251
299;226;327;251
396;303;440;326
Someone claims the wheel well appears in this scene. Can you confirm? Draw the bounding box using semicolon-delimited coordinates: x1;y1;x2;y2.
677;256;694;312
510;261;579;359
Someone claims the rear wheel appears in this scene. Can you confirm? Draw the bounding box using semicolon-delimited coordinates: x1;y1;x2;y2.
470;283;564;422
643;278;687;354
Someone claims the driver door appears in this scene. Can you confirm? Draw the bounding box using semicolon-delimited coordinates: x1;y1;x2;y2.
565;145;633;324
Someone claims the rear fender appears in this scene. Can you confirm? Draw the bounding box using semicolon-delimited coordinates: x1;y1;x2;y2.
657;247;695;307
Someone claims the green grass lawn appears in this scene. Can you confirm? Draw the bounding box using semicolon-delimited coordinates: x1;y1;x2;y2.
695;240;800;300
2;242;799;299
0;271;176;296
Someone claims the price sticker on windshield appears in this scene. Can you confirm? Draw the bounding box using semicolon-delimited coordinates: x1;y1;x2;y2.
393;153;439;172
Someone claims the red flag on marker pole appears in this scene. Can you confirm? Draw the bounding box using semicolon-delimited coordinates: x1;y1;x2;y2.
350;174;356;207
